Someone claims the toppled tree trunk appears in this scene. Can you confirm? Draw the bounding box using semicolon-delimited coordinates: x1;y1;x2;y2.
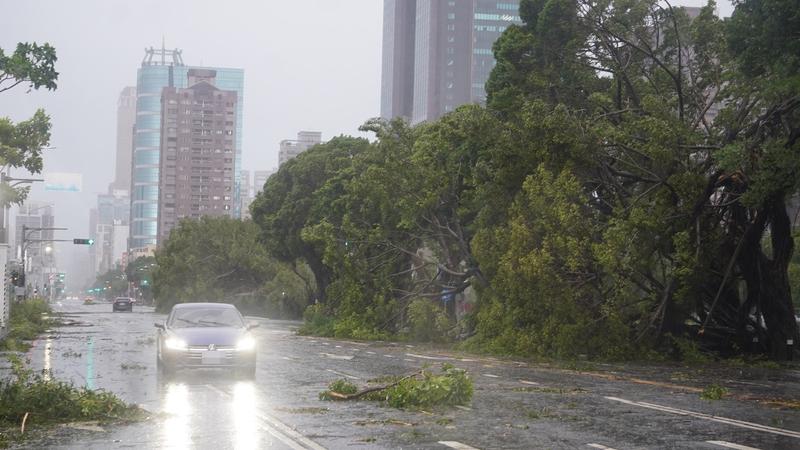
325;371;422;401
735;197;799;360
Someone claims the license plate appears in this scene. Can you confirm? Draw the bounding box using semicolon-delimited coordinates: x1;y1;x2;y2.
201;351;224;365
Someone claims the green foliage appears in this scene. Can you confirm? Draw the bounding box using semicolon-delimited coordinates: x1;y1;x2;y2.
700;384;728;401
299;303;335;336
406;299;453;343
383;364;473;409
153;217;308;317
0;42;58;93
669;335;713;365
727;0;800;94
319;379;358;400
0;110;52;206
254;0;800;362
0;355;145;445
0;42;57;210
319;364;473;409
0;299;54;352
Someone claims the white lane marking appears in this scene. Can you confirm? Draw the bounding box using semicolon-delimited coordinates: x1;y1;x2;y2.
366;351;376;355
707;441;761;450
458;358;477;362
439;441;479;450
205;385;326;450
405;344;415;348
454;405;472;411
335;345;342;348
519;380;539;385
319;353;354;360
326;368;360;380
587;444;618;450
727;380;771;388
406;353;453;361
482;373;500;378
605;397;800;439
321;342;329;346
383;354;394;358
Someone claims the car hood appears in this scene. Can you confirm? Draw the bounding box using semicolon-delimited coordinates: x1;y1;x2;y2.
169;327;246;346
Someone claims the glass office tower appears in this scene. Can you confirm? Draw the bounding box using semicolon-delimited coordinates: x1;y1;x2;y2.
381;0;521;124
130;47;244;250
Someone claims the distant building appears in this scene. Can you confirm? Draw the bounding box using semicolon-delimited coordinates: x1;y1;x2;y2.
253;169;276;195
381;0;522;124
92;191;130;274
240;170;253;219
156;69;239;245
14;202;56;292
279;131;322;166
130;45;244;251
381;0;417;120
111;87;136;193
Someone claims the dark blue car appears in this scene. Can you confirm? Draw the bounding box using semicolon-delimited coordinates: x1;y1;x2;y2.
112;297;133;312
155;303;258;377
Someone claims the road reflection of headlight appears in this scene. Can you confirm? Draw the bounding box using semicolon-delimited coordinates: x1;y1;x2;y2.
165;337;188;351
164;383;190;450
233;381;257;450
236;335;256;351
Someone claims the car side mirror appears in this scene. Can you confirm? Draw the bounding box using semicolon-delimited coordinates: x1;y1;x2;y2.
154;323;165;330
247;323;259;330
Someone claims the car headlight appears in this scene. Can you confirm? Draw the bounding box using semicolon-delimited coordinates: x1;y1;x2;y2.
236;335;256;351
165;337;188;351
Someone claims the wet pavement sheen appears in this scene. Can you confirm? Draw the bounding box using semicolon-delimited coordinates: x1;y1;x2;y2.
6;298;800;449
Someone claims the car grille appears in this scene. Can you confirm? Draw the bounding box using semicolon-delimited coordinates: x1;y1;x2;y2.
185;345;236;363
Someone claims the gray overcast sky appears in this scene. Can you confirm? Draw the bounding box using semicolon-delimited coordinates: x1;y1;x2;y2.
1;0;382;286
0;0;731;287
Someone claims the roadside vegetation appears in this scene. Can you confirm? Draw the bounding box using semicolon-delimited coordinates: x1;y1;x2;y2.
320;364;473;409
0;356;146;448
152;0;800;363
0;299;56;352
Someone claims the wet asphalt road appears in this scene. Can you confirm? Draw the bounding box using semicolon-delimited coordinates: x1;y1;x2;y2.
4;298;800;449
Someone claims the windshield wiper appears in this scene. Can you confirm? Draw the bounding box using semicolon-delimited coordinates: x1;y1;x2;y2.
197;320;236;327
174;318;200;326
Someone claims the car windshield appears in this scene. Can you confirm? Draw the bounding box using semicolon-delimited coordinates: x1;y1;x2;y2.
169;308;244;328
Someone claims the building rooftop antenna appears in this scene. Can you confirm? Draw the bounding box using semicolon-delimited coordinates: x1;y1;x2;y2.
141;40;185;67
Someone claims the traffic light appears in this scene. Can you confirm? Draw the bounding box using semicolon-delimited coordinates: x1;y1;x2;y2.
73;238;94;245
10;270;24;287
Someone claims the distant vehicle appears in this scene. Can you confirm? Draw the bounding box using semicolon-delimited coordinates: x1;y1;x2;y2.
155;303;258;377
113;297;133;312
83;297;94;305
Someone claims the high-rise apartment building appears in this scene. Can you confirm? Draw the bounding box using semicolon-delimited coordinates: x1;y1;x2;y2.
156;69;239;244
381;0;521;124
111;87;136;193
130;46;244;250
278;131;322;166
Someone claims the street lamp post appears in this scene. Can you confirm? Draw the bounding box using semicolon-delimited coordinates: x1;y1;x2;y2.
20;226;68;300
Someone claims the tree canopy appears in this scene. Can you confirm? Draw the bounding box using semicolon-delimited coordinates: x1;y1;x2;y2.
246;0;800;359
0;42;58;207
